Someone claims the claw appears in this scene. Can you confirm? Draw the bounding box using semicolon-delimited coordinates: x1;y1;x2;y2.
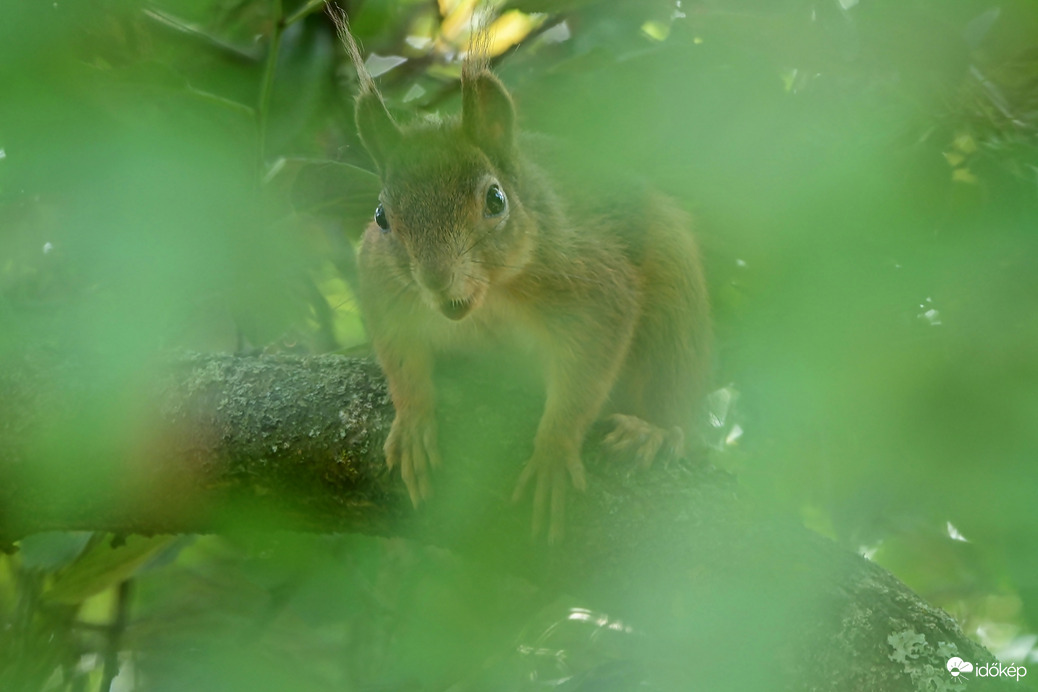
602;414;682;468
548;472;566;545
384;412;440;507
567;455;587;492
514;449;585;543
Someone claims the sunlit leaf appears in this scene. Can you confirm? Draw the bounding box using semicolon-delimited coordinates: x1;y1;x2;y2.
478;10;545;57
440;0;480;42
952;167;978;183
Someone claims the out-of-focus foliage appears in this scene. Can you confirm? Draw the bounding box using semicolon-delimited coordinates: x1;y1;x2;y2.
2;0;1038;689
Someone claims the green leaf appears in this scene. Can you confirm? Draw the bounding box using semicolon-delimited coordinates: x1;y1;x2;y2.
273;158;382;241
44;535;175;605
18;532;93;571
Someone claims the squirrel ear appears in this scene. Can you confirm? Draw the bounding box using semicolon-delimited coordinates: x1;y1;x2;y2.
327;5;400;174
355;91;401;174
462;71;516;164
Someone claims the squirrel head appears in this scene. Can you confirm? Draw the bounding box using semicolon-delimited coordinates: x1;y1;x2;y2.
354;68;538;321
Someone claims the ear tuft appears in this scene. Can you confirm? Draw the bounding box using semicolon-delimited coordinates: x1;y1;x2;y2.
327;4;400;174
462;70;516;166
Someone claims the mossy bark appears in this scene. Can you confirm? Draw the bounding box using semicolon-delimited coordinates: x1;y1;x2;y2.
0;352;1009;690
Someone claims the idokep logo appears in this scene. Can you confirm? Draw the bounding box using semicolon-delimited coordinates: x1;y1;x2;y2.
947;657;1028;682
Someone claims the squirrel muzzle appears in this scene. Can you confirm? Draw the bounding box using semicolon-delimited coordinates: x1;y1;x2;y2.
414;257;483;321
415;261;454;294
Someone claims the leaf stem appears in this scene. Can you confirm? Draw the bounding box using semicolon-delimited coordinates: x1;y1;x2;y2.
285;0;328;28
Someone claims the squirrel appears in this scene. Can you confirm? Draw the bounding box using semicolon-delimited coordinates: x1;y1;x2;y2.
331;10;710;542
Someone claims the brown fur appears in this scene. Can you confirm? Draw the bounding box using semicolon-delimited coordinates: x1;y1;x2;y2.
338;17;710;541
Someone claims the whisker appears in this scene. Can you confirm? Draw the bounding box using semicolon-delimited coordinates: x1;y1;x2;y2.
463;272;490;288
461;225;498;256
379;274;418;308
469;259;623;291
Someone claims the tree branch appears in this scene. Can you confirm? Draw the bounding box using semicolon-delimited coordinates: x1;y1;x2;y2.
0;352;1009;690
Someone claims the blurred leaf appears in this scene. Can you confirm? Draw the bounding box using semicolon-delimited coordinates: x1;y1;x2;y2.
278;158;382;240
267;18;337;155
478;10;545;57
17;533;93;572
963;8;1002;49
3;0;1038;688
143;7;261;61
45;535;174;605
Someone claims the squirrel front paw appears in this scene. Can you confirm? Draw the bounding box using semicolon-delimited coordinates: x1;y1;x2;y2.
602;414;684;468
512;446;587;544
385;411;441;507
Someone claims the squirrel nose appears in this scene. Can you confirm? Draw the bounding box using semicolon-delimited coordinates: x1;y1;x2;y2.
416;263;454;294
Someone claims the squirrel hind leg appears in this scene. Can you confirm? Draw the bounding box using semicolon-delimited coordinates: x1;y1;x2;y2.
601;414;685;469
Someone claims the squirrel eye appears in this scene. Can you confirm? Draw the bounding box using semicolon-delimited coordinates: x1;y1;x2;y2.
374;203;390;232
484;184;507;217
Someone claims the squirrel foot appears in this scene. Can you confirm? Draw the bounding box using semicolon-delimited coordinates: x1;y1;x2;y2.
384;411;441;507
602;414;684;469
512;447;587;544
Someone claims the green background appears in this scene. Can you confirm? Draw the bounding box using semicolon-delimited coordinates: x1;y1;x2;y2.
2;0;1037;689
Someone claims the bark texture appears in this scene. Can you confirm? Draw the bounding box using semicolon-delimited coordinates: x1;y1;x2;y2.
0;352;1010;691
